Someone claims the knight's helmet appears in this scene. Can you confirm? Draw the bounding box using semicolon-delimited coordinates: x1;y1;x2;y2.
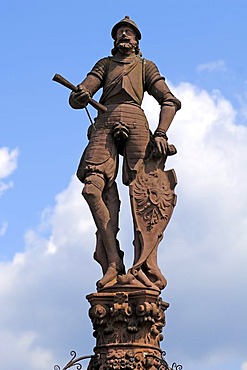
111;16;142;40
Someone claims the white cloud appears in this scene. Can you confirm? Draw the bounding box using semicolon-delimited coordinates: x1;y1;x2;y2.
0;147;19;179
0;147;19;196
144;86;247;367
0;176;97;369
236;91;247;122
0;222;8;236
0;179;13;196
0;331;54;370
241;362;247;370
197;60;227;72
1;84;247;370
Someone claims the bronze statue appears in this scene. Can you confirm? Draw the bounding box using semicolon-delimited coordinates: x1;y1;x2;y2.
68;16;181;291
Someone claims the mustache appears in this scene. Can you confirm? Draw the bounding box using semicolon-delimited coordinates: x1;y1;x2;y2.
118;36;131;42
116;39;136;47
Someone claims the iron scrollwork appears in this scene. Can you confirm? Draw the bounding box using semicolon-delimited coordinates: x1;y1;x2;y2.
171;364;183;370
54;351;98;370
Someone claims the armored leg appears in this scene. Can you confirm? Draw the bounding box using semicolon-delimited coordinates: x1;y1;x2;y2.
82;173;125;288
94;181;124;274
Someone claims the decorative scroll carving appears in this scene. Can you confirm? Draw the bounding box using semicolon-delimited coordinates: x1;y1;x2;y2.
88;349;175;370
53;350;183;370
86;289;171;370
88;291;167;347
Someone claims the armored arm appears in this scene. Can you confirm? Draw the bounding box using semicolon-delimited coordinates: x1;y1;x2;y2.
149;79;181;133
69;74;102;109
69;57;109;110
145;60;181;154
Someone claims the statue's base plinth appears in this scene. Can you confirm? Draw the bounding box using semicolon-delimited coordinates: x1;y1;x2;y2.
86;288;169;370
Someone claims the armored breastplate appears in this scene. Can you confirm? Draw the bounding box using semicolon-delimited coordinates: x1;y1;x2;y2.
100;56;144;105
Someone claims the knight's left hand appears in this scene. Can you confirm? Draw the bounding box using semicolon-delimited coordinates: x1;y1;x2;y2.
154;136;168;155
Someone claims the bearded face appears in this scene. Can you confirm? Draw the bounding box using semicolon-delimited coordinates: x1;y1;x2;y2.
115;26;138;54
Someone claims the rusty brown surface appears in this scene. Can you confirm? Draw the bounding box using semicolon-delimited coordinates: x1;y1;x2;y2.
53;16;183;370
86;289;170;370
68;16;181;292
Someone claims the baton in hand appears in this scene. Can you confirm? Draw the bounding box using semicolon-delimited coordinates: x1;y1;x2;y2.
52;73;107;113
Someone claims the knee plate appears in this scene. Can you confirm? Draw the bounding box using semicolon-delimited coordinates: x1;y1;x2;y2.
82;173;105;201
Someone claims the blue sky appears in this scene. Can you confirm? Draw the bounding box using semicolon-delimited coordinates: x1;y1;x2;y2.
1;1;247;370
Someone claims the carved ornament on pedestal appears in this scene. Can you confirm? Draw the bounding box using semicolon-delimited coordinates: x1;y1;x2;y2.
86;289;170;370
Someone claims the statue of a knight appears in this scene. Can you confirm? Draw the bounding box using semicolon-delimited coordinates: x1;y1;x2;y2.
69;16;181;291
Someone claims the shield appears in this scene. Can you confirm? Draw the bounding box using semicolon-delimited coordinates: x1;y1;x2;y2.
129;155;177;290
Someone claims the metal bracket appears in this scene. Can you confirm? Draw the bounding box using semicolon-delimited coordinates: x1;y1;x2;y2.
54;351;99;370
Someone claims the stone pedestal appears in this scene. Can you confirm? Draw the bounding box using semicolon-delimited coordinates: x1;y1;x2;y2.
86;288;169;370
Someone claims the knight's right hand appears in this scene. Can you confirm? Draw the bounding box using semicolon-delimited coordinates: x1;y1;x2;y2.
72;85;91;108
